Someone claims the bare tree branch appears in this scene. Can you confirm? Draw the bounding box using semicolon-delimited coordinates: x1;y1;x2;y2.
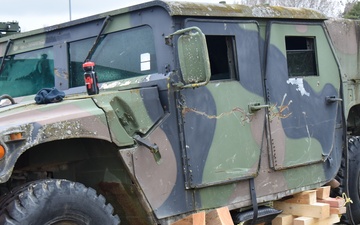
233;0;356;17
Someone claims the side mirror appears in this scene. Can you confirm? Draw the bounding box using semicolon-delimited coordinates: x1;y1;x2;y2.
168;27;211;88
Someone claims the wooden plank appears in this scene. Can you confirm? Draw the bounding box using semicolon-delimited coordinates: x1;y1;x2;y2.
272;214;294;225
330;206;346;215
294;214;339;225
192;212;205;225
171;211;205;225
206;207;233;225
312;214;340;225
316;186;331;200
293;217;315;225
317;197;345;208
273;202;330;219
284;190;317;204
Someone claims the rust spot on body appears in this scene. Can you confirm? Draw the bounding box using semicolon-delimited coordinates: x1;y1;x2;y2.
182;106;252;124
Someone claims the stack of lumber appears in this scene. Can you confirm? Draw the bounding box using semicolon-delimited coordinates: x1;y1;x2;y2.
272;186;346;225
171;206;234;225
171;186;346;225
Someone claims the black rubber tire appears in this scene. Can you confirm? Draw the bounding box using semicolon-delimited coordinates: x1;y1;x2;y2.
346;136;360;224
0;179;120;225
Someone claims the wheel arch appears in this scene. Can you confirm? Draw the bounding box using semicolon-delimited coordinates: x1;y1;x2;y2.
2;137;155;225
13;137;119;175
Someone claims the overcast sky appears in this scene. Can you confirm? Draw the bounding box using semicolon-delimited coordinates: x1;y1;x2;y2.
0;0;222;32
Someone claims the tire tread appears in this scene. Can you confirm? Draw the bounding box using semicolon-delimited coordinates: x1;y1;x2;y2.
0;179;120;225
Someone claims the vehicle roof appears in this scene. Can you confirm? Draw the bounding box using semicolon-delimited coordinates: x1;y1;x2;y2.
147;1;327;19
0;0;326;41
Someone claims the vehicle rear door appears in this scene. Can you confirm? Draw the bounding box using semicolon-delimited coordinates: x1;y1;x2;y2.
265;22;343;170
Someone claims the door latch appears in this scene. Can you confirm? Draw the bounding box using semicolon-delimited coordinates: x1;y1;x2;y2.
248;103;269;113
325;96;342;104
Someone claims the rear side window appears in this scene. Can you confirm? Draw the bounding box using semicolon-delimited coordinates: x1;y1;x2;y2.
69;25;157;88
0;48;54;97
285;36;318;77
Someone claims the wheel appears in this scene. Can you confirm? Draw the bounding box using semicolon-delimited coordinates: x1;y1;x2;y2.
346;136;360;224
0;179;120;225
332;136;360;224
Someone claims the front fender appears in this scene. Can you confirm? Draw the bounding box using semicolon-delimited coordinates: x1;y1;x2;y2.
0;97;119;183
92;86;165;146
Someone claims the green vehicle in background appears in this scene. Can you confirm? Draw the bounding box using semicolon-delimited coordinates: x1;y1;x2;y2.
0;22;20;38
0;1;359;224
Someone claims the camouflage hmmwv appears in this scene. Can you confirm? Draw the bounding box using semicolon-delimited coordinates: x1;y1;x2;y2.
0;1;359;224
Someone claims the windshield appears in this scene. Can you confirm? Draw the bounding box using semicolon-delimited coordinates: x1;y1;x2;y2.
69;25;157;87
0;48;54;97
0;25;157;97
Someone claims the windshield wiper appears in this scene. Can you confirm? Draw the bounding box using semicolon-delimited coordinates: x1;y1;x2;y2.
0;39;12;75
84;16;111;62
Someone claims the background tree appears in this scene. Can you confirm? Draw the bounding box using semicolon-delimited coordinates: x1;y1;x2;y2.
344;1;360;19
234;0;357;17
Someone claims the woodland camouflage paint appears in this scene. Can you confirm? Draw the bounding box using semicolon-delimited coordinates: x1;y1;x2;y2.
0;1;356;224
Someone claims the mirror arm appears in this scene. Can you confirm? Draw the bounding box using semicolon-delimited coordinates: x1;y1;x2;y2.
181;80;209;89
166;26;203;38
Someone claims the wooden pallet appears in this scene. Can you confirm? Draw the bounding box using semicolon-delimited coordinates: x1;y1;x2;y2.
272;186;346;225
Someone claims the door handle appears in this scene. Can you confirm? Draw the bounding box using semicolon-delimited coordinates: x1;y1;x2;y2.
325;96;342;104
248;103;269;113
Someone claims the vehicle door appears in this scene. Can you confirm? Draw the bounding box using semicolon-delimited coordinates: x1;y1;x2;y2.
265;22;343;170
179;19;266;188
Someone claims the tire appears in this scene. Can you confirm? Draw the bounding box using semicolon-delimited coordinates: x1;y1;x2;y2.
0;179;120;225
346;136;360;224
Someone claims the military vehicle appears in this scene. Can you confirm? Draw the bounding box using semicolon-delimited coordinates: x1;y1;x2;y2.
0;1;359;224
0;22;20;38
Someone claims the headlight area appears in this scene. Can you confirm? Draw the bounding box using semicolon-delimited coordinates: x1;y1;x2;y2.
0;131;25;161
0;145;5;160
0;140;10;183
0;129;28;182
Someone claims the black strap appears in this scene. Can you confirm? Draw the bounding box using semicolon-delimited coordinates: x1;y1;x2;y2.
249;178;258;225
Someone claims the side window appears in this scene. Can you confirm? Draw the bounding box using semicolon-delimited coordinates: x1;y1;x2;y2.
0;48;54;97
206;35;237;80
69;25;157;88
285;36;318;77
